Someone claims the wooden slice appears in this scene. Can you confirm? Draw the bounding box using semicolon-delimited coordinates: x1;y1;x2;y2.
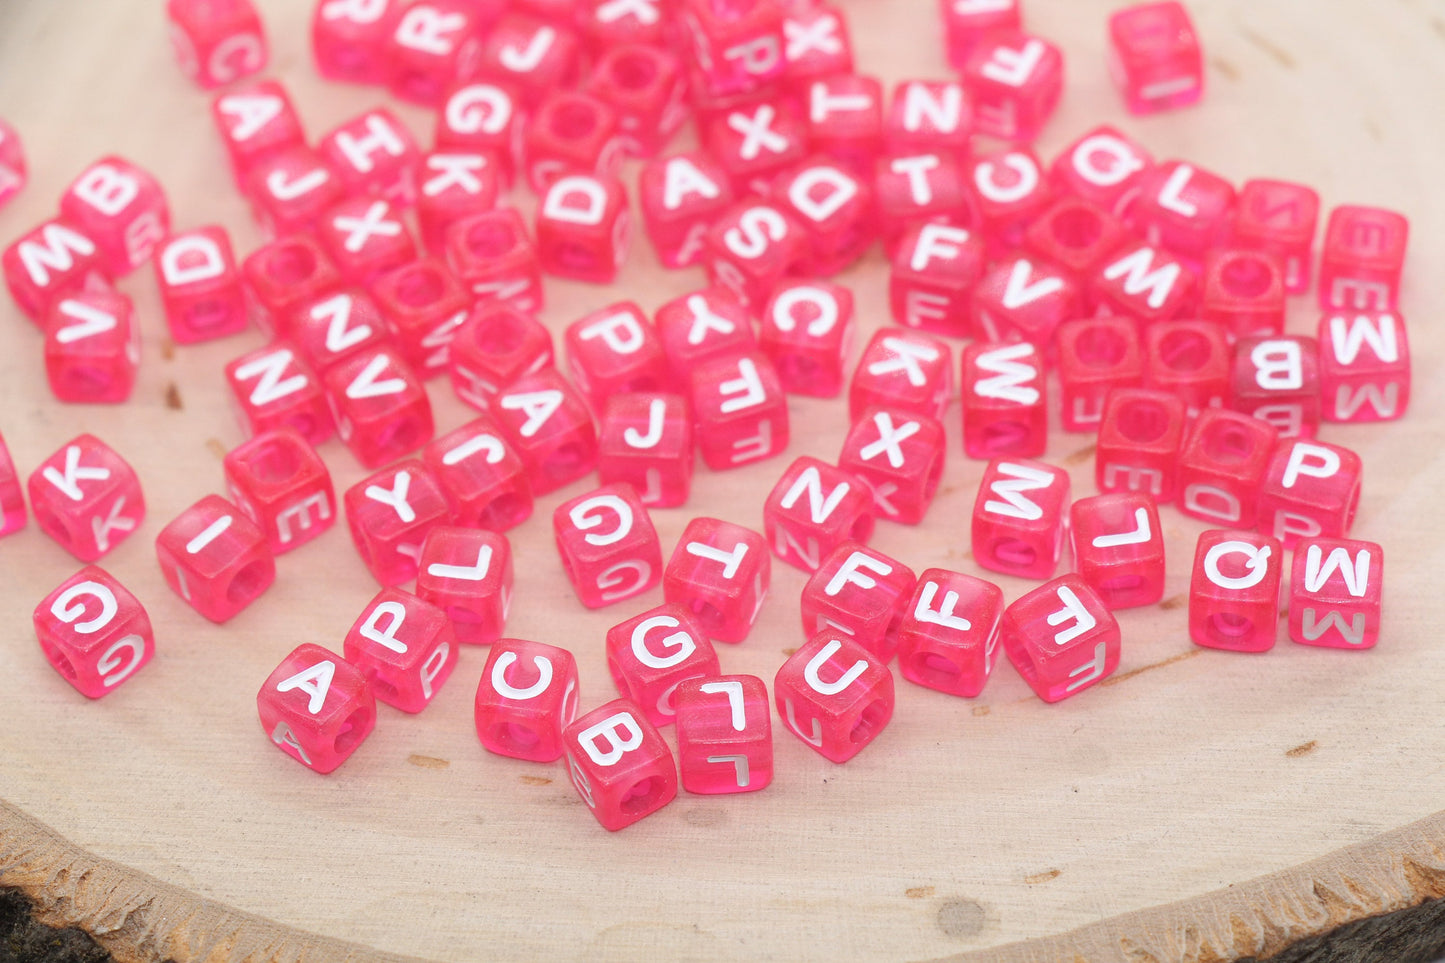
2;0;1442;960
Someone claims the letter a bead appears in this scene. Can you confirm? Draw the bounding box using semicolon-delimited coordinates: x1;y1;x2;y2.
258;644;376;773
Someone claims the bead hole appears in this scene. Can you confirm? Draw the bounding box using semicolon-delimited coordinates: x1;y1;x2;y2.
392;267;446;308
42;641;80;682
489;722;542;753
1050;207;1104;250
471;313;531;355
609;51;660;90
464;220;519;258
619;775;665;814
1098;573;1144;594
549;101;600;139
264;244;318;285
242;438;303;485
909;651;962;689
991;537;1037;569
1218;253;1274;298
1114;400;1170;444
333;707;371;755
476;492;531;532
1156;329;1212;373
848;513;875;544
1201;421;1254;464
373;415;425;457
1208;611;1253;640
1073;326;1128;368
227;558;272;607
849;699;889;744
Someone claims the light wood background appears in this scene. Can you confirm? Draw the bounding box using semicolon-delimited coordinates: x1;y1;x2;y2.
4;1;1445;960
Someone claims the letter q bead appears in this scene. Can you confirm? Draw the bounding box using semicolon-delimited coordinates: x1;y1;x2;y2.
1189;529;1283;652
34;566;154;698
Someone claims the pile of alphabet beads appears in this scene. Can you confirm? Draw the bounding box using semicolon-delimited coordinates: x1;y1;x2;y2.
2;0;1404;831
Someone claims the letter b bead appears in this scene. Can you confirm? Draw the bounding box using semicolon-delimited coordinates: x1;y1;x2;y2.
564;699;678;831
34;566;155;698
476;639;580;762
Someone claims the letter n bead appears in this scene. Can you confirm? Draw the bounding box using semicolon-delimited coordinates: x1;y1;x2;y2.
1001;575;1120;702
258;644;376;774
34;566;154;698
1289;537;1383;650
1189;529;1283;652
675;675;773;795
563;699;678;831
554;483;662;609
476;639;580;762
156;495;275;623
895;570;1004;698
343;588;458;713
775;632;894;763
764;457;874;573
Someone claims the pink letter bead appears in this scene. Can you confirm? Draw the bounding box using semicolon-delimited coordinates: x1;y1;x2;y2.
885;80;972;167
1176;408;1278;528
774;631;894;763
536;174;631;284
759;280;855;397
702;101;808;197
1234;179;1320;295
704;200;804;309
654;287;756;376
675;675;773;794
1095;388;1187;503
476;638;580;762
474;13;581;109
800;542;917;662
664;517;770;643
554;484;662;608
563;699;678;831
311;0;402;84
971;256;1078;348
342;587;458;712
804;76;884;177
488;369;598;495
156;494;275;623
587;43;687;158
1201;248;1285;338
324;347;434;468
436;82;522;189
444;209;543;314
0;117;25;208
1023;196;1131;282
422;417;533;531
3;219;110;323
211;80;305;189
874;153;970;249
241;233;342;334
849;328;952;423
155;227;248;343
1106;1;1203;115
1089;242;1194;327
679;0;785;96
1055;317;1143;432
1289;537;1383;650
961;342;1048;460
607;604;721;727
1048;124;1153;216
564;302;669;408
888;222;983;338
416;526;512;644
1189;529;1283;652
167;0;267;88
764;457;874;573
522;91;624;194
1069;492;1165;610
597;393;694;508
369;259;469;381
245;147;342;237
894;569;1004;698
28;434;144;562
1229;335;1321;439
689;351;790;470
317;197;417;286
838;407;946;526
1318;205;1408;312
59;157;170;276
940;0;1020;69
1002;575;1120;702
639;153;734;268
450;304;554;407
771;159;873;276
387;2;486;106
288;289;390;374
344;460;453;585
225;344;334;445
416;150;500;255
0;431;26;536
968;148;1054;255
44;288;140;404
1129;160;1235;262
1318;311;1410;423
223;428;335;554
971;457;1070;580
1143;320;1230;414
961;32;1064;142
258;644;376;773
1257;439;1362;548
34;567;154;698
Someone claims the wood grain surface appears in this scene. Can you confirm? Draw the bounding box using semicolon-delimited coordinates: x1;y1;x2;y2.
3;1;1445;960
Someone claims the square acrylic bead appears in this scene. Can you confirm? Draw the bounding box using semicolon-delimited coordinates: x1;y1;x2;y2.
606;603;721;727
961;342;1048;460
675;675;773;794
774;632;894;763
1095;388;1187;504
155;494;275;623
1106;1;1203;115
894;569;1004;699
258;644;376;773
554;483;662;609
838;407;946;526
1289;537;1382;650
1318;311;1410;423
663;517;770;644
800;542;916;662
34;566;154;698
28;434;145;562
971;457;1069;580
342;587;459;712
1069;492;1165;610
1188;529;1283;653
1002;575;1121;702
415;526;513;645
1256;439;1362;548
344;460;454;586
1176;408;1278;529
421;417;533;532
763;457;874;573
563;699;678;831
476;639;580;762
1318;205;1408;312
223;428;335;554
